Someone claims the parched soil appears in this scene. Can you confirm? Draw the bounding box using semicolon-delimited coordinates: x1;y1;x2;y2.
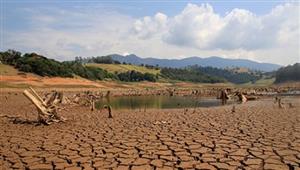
0;75;106;88
0;93;299;170
0;74;205;90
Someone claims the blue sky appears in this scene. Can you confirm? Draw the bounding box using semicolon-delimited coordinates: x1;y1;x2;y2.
3;0;285;30
1;0;299;65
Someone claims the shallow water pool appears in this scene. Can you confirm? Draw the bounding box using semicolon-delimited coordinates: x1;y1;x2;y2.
95;96;236;110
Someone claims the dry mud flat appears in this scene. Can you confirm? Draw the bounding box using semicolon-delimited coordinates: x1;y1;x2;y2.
0;93;300;170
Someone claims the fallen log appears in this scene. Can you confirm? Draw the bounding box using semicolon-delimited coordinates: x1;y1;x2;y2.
234;92;247;103
246;96;258;101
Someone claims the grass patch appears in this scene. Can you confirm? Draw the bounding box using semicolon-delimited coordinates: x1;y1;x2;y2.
0;64;19;76
239;78;275;87
87;63;160;74
0;82;30;88
254;78;275;86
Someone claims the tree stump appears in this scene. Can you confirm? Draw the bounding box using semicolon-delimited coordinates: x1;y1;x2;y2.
23;87;66;125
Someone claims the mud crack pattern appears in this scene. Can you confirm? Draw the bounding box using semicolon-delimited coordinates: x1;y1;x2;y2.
0;94;299;170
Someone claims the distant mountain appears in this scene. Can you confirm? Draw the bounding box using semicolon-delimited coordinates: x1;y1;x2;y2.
109;54;281;72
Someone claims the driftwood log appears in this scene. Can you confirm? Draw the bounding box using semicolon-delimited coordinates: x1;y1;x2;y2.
23;87;66;125
236;92;247;103
71;92;97;111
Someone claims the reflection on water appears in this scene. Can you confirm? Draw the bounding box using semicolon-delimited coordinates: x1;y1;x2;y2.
95;96;235;110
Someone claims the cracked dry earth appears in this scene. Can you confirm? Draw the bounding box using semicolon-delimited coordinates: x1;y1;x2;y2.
0;93;300;170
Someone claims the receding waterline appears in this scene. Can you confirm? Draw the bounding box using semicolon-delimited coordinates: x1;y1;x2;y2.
95;96;235;110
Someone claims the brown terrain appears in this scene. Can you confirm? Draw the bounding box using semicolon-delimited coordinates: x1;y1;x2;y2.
0;90;299;170
0;73;230;91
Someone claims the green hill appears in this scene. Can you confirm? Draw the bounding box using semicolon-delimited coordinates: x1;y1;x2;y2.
275;63;300;83
87;63;160;74
1;49;285;85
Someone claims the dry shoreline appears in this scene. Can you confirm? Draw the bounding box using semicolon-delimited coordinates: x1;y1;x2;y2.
0;91;299;169
1;85;300;99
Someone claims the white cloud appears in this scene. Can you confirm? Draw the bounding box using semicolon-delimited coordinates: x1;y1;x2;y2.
133;12;168;39
3;7;135;61
164;3;224;49
161;3;299;51
2;3;300;65
131;2;299;65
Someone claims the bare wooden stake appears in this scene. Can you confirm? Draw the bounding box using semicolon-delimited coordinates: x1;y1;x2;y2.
91;99;95;111
104;105;112;118
232;105;236;113
278;98;283;109
105;91;111;98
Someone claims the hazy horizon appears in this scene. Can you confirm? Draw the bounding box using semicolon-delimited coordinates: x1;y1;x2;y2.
1;0;300;65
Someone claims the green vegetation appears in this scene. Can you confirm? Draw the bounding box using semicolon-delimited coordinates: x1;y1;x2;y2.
2;49;297;85
16;53;73;77
117;71;157;82
160;67;225;83
275;63;300;83
87;63;160;74
0;50;115;80
0;49;21;66
62;61;117;80
160;66;261;84
0;50;157;82
190;66;260;84
75;56;121;64
240;78;275;87
253;78;275;86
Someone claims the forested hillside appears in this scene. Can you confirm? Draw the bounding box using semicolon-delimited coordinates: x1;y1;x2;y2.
2;49;295;85
0;50;158;82
275;63;300;83
75;55;261;84
160;68;225;83
190;66;261;84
